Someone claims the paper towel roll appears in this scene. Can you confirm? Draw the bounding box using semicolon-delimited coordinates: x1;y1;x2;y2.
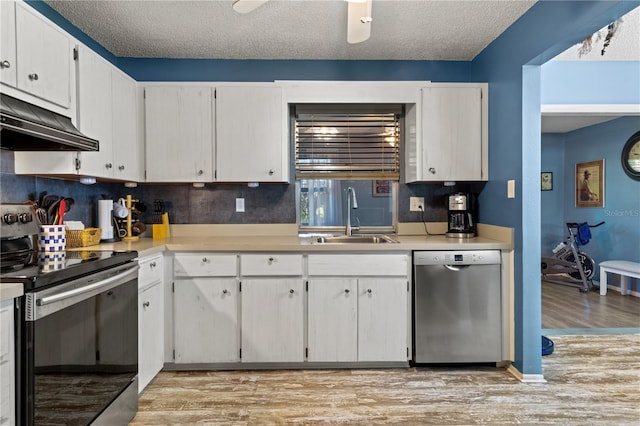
98;200;114;240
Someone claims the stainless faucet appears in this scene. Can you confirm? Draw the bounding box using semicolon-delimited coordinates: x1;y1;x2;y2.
345;186;359;236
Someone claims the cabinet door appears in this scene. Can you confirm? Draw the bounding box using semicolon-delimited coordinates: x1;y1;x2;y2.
357;278;408;362
0;0;17;87
215;86;287;182
421;86;483;181
15;3;71;108
138;281;164;393
144;86;214;182
307;279;357;362
174;278;239;363
111;69;139;181
76;45;113;177
0;300;15;425
241;278;303;362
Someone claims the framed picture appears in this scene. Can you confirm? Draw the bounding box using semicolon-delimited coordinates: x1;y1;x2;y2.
373;180;391;197
541;172;553;191
575;160;604;208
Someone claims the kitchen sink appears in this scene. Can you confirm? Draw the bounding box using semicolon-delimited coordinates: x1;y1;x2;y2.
311;234;399;244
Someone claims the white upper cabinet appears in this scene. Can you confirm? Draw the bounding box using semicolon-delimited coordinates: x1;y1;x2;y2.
215;86;287;182
15;45;140;182
144;86;214;182
76;45;113;177
13;2;72;109
406;83;488;182
0;1;17;88
111;69;139;181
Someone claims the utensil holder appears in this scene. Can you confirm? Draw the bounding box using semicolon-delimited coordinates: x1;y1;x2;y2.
38;225;66;252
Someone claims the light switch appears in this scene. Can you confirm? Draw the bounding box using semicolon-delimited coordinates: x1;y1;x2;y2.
236;198;245;212
507;180;515;199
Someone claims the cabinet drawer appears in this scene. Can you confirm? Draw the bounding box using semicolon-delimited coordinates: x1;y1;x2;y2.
241;254;303;276
174;254;237;277
308;254;409;276
138;254;163;289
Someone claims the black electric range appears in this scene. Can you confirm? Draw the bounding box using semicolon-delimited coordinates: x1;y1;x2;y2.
1;249;138;290
0;204;136;291
1;203;140;426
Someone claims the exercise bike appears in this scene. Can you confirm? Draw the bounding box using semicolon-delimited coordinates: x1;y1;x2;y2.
541;221;605;292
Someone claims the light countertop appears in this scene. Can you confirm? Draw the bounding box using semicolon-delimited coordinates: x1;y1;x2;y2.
74;223;513;258
1;283;24;301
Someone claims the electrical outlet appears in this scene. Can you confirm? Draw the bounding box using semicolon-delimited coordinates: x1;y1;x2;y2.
410;197;424;212
236;198;245;212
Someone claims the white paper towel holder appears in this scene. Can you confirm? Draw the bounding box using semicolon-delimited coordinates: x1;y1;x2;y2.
98;199;117;242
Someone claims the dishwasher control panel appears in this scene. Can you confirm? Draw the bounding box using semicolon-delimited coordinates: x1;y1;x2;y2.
413;250;501;266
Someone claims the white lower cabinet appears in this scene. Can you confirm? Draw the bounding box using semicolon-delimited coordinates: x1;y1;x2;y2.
138;254;164;393
307;278;408;362
356;278;408;362
307;279;358;362
240;278;304;363
172;253;239;364
168;252;409;367
307;254;410;363
138;281;164;392
0;299;15;425
173;278;239;363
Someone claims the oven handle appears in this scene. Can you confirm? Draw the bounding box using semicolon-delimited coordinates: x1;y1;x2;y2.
37;266;138;307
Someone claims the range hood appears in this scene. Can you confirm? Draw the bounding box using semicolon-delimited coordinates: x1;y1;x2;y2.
0;94;98;151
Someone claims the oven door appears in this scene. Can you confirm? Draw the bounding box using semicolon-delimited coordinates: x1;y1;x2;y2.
21;262;138;426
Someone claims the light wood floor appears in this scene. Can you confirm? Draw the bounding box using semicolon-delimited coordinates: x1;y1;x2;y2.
131;283;640;425
132;334;640;425
542;280;640;329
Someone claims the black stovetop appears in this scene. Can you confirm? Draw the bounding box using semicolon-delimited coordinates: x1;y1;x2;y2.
0;250;137;291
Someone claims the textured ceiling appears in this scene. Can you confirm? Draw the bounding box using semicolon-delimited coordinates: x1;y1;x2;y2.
44;0;537;60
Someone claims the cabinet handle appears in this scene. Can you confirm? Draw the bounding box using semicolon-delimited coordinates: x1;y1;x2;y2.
268;169;275;175
428;167;436;174
105;163;113;169
28;73;39;81
197;169;204;175
268;256;275;263
149;262;156;268
344;289;350;294
1;60;10;69
202;257;208;263
222;289;228;294
143;301;150;308
118;165;125;171
367;288;372;294
289;289;295;294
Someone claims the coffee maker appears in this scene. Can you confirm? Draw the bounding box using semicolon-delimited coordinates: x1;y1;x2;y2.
446;193;477;238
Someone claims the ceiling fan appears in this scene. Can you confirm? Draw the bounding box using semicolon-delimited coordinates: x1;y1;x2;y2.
232;0;373;44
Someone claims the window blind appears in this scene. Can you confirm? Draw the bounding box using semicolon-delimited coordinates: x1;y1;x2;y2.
294;105;401;180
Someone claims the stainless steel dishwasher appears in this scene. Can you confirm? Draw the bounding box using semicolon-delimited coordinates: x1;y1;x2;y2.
413;250;502;364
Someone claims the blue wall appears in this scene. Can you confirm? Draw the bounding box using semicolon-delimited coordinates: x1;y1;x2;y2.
542;61;640;104
541;134;567;253
542;117;640;292
470;0;639;375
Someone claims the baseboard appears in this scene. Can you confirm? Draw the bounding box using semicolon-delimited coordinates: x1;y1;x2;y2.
596;281;640;297
507;364;547;383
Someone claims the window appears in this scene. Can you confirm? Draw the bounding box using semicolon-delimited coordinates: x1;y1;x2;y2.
294;105;401;233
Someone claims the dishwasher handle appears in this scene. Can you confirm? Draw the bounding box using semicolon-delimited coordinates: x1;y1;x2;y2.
443;264;470;272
